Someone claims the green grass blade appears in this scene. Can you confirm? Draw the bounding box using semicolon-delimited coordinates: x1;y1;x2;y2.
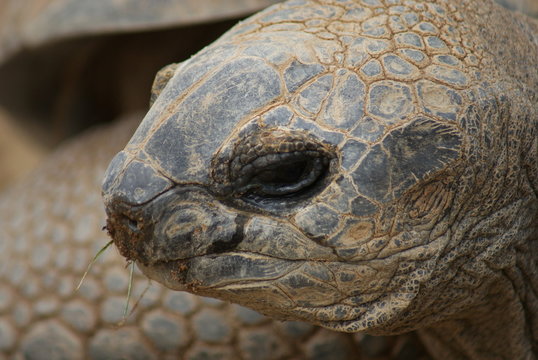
123;260;135;320
75;240;113;291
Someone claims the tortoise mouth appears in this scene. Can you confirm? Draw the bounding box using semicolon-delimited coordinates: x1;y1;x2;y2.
135;254;410;333
136;252;303;291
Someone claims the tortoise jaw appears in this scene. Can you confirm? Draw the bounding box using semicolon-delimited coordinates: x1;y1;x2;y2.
134;253;402;332
138;252;302;289
136;259;192;291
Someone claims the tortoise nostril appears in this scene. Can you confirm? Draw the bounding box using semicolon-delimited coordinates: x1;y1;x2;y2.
104;205;153;264
123;215;140;232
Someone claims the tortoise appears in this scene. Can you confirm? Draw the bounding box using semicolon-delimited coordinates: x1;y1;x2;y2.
0;0;431;359
0;0;535;358
102;0;538;359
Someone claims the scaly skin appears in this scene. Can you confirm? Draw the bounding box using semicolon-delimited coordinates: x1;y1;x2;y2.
102;0;538;359
0;115;431;359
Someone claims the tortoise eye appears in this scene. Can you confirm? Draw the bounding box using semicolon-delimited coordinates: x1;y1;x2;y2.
254;159;307;188
225;130;335;202
242;152;329;197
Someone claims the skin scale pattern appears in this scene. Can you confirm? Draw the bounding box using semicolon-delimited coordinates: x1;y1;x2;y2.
1;116;432;359
102;0;538;359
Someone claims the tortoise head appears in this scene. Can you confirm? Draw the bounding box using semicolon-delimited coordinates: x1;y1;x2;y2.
102;0;537;334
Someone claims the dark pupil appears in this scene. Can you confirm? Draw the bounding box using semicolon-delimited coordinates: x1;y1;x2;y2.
254;160;307;186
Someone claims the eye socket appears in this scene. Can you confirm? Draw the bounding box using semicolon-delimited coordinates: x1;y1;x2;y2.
217;129;336;204
235;151;330;198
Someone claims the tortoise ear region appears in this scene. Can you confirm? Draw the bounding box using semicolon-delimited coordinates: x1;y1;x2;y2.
149;62;181;107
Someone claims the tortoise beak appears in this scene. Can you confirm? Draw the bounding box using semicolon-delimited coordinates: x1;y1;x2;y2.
102;150;173;264
102;152;244;266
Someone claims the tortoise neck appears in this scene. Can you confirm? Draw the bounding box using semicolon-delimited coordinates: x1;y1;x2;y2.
419;231;538;360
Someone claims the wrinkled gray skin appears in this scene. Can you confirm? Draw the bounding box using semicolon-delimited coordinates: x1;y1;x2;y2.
103;0;538;359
